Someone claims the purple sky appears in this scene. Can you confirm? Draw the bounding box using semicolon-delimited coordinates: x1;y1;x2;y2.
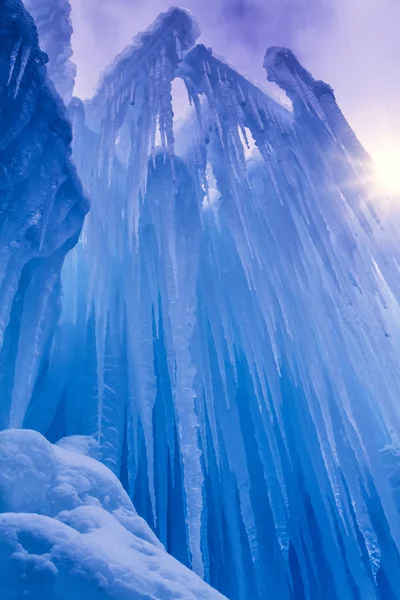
70;0;400;179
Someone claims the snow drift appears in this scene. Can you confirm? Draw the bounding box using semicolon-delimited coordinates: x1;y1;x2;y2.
0;429;226;600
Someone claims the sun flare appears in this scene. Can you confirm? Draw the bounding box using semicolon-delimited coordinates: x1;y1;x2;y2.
373;146;400;196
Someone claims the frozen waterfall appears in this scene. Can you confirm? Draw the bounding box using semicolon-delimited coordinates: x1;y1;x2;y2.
2;2;400;599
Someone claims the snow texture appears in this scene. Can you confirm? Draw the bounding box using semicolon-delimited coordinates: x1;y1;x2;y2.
0;428;226;599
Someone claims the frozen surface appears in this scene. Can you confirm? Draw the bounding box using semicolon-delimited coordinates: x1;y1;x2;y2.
0;428;226;600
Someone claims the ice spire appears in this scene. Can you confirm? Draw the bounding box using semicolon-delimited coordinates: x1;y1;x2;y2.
264;47;370;162
23;0;76;102
85;6;200;239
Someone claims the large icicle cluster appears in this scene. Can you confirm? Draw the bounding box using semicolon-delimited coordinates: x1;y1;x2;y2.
23;0;76;102
8;5;400;600
176;44;400;598
0;0;87;431
41;7;205;577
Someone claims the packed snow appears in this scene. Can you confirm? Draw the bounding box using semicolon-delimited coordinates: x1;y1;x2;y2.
0;429;226;599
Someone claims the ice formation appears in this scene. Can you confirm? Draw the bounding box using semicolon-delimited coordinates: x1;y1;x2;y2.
23;0;76;102
0;0;87;432
2;1;400;599
0;429;226;599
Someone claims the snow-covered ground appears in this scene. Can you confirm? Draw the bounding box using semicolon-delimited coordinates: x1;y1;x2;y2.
0;429;226;599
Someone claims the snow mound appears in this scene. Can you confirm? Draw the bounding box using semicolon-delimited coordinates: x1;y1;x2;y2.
0;429;226;599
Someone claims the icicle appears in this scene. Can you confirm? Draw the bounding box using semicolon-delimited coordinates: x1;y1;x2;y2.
7;38;21;86
13;44;31;97
175;34;183;62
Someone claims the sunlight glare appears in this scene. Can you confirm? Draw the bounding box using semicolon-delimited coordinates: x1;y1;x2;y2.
373;146;400;196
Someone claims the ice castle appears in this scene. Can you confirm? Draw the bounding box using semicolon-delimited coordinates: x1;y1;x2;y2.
0;1;400;598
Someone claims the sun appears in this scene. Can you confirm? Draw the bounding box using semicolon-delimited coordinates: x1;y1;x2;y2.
373;146;400;196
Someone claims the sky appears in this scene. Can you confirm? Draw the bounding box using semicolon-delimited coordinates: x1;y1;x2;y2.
69;0;400;191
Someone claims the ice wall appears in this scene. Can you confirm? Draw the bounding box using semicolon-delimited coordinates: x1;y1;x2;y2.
0;0;88;430
23;0;76;102
19;8;400;600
